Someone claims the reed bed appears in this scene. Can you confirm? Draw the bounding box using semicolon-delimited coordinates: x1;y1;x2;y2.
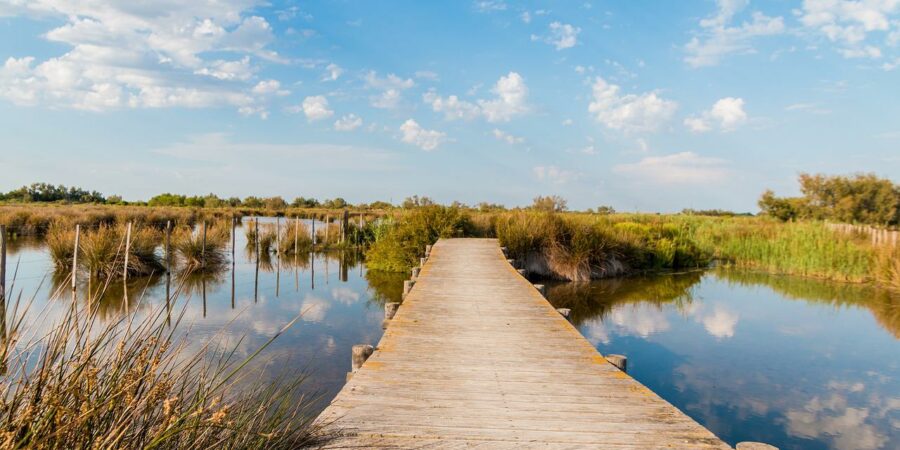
172;221;231;272
46;222;164;278
368;208;900;287
0;204;235;237
0;276;325;449
278;220;312;255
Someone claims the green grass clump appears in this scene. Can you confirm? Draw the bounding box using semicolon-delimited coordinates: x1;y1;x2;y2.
278;220;312;254
366;206;472;271
173;221;231;272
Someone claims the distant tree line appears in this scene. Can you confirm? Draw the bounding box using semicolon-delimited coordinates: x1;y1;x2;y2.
0;183;105;204
759;173;900;226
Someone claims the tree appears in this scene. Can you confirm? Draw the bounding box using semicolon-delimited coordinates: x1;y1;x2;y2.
402;195;434;209
242;196;264;208
596;205;616;215
322;197;349;209
531;195;567;213
291;197;320;208
263;196;287;210
368;201;393;210
758;173;900;225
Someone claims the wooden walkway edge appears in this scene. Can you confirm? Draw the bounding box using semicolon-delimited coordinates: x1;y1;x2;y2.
315;238;732;449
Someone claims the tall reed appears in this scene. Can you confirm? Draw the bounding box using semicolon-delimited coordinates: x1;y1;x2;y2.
0;274;326;449
172;221;231;272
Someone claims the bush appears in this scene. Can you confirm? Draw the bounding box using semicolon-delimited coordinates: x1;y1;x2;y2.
366;206;471;271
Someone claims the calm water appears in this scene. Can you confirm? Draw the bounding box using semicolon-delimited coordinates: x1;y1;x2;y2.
547;271;900;450
2;223;899;449
2;218;403;410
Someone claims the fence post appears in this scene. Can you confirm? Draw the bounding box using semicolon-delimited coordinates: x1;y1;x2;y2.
72;224;80;292
123;222;132;282
0;225;6;306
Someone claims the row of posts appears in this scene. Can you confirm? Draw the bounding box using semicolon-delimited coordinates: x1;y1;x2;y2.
347;243;433;381
504;248;630;374
826;222;899;247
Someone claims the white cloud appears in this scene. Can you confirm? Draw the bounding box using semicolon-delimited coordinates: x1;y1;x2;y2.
323;63;343;81
424;92;481;120
533;165;580;184
300;95;333;121
414;70;439;81
400;119;446;151
365;71;414;109
492;129;524;144
473;1;507;13
839;45;883;59
798;0;899;44
478;72;529;122
684;97;747;133
614;152;729;184
0;1;285;113
521;11;532;24
699;306;739;338
334;113;363;131
532;21;581;50
425;72;529;123
684;0;785;67
251;79;289;96
588;77;677;133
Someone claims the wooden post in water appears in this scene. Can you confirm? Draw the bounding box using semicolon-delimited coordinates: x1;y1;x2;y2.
507;258;517;268
0;225;6;319
72;224;80;293
166;221;172;323
0;225;5;364
605;354;627;372
402;280;415;299
341;209;349;245
123;222;132;282
123;222;132;311
276;217;281;254
411;267;420;280
383;302;400;329
311;216;316;246
201;221;207;269
351;344;374;372
533;284;546;297
254;219;260;303
425;244;432;257
420;257;427;268
736;443;778;450
556;308;571;319
294;216;299;253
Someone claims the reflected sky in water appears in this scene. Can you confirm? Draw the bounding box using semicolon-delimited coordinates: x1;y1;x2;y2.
2;218;403;412
549;271;900;450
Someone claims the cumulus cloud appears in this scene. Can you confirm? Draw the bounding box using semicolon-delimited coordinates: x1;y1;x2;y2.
400;119;446;151
425;72;529;123
323;63;343;81
334;113;363;131
588;77;677;133
532;22;581;50
251;79;289;96
300;95;333;121
0;1;284;113
533;165;580;184
365;71;414;109
684;97;747;133
613;152;729;184
473;1;507;13
492;129;524;144
684;0;785;67
699;306;739;338
798;0;900;62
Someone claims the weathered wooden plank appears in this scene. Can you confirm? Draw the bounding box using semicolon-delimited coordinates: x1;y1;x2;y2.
315;238;731;449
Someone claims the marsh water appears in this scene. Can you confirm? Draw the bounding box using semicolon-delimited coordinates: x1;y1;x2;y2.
2;222;899;449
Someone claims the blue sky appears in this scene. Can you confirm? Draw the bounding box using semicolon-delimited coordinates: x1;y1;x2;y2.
0;0;898;212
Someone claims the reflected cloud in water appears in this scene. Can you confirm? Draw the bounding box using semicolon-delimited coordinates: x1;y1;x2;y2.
548;270;900;450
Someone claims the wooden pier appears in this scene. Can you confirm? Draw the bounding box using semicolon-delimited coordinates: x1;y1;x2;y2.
316;238;733;449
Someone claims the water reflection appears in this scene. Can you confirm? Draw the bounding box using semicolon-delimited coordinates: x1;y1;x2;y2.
3;220;405;414
547;270;900;450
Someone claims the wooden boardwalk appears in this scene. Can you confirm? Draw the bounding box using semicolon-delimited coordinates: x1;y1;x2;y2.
316;238;732;449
